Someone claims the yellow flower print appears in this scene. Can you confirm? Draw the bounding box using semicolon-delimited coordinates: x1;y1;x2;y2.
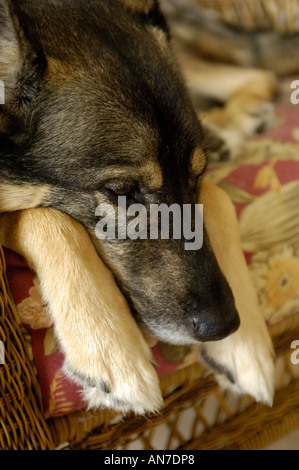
17;277;52;329
254;157;281;194
249;246;299;324
292;127;299;142
265;257;299;310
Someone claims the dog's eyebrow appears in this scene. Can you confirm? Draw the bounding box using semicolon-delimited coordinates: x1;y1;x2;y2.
96;165;140;182
190;147;207;177
96;161;163;191
140;160;163;190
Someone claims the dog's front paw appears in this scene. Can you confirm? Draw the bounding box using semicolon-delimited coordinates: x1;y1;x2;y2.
200;181;275;405
230;99;275;138
200;320;274;405
203;99;275;162
61;324;163;415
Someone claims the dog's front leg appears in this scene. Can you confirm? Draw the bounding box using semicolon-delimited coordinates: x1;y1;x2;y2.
200;181;275;404
0;209;162;414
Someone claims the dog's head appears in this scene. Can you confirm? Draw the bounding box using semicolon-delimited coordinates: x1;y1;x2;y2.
0;0;240;344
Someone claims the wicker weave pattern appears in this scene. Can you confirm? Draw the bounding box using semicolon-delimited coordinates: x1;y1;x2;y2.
195;0;299;33
0;247;55;450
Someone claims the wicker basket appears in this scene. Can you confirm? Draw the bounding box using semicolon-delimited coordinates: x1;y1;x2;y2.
1;244;299;450
195;0;299;33
0;247;55;450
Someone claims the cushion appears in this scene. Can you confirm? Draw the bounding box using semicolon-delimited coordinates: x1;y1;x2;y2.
5;84;299;418
206;139;299;325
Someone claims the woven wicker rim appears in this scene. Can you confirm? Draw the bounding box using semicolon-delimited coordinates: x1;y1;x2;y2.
196;0;299;33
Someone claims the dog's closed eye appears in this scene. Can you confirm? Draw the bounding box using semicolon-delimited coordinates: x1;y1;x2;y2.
106;181;135;196
104;181;144;204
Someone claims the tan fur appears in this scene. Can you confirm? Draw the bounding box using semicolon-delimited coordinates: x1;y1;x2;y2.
141;160;163;190
148;25;169;51
118;0;154;14
0;208;162;414
190;147;206;177
0;184;50;212
203;75;276;128
200;181;274;404
173;42;276;103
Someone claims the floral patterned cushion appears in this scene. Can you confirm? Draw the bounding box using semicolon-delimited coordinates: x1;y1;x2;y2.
4;91;299;418
206;139;299;326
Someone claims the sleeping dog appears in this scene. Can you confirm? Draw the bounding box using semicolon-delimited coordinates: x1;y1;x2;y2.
0;0;274;413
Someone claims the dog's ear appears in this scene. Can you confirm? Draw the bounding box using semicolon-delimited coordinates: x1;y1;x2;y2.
0;0;47;113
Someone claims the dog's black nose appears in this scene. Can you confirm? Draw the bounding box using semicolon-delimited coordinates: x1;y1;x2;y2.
188;299;240;342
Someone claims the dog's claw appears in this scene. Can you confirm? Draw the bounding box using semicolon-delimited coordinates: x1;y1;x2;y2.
83;378;163;415
62;340;163;415
80;360;163;415
100;381;111;394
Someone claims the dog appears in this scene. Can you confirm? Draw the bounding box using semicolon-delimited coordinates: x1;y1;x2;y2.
0;0;274;414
